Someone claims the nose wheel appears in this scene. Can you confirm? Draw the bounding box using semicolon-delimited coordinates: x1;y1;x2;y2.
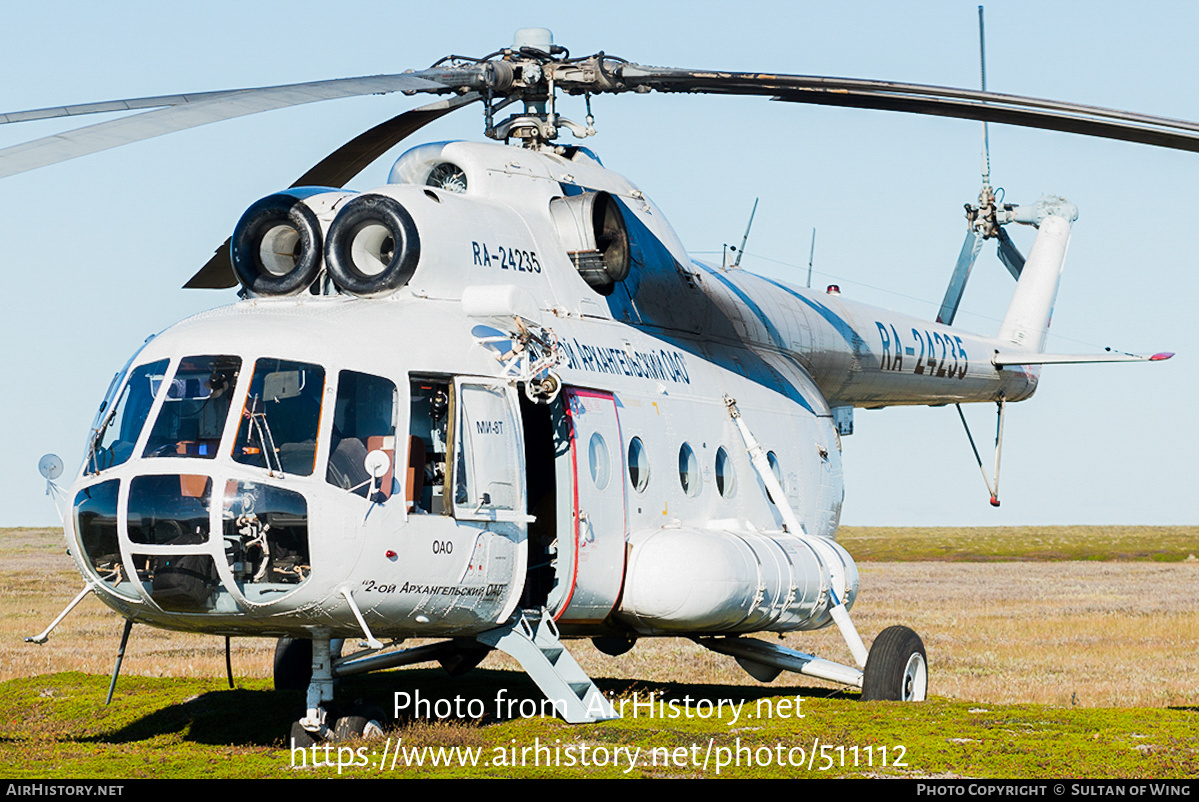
289;705;385;747
334;711;385;741
273;636;313;691
861;625;927;701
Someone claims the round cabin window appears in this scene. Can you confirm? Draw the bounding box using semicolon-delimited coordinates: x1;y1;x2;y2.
715;446;735;498
588;431;610;490
628;437;649;492
678;443;701;497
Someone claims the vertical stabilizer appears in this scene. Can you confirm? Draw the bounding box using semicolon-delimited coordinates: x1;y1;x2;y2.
997;200;1077;352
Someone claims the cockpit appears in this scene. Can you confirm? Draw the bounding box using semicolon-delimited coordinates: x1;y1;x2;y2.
78;354;317;614
70;338;530;626
75;352;410;616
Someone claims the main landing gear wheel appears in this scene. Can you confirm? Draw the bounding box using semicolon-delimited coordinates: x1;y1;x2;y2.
861;625;927;702
273;636;313;691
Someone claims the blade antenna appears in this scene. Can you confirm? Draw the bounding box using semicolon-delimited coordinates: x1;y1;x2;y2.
806;228;816;288
731;197;759;268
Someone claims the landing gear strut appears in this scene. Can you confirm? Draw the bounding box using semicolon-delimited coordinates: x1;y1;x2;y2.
287;634;384;745
698;624;929;702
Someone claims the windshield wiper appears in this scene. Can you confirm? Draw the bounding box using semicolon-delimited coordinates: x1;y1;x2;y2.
247;396;284;477
85;403;121;474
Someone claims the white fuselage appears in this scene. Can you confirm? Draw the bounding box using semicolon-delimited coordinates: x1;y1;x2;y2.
64;140;1043;643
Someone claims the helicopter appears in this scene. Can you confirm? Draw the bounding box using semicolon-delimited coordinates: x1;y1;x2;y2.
9;14;1192;742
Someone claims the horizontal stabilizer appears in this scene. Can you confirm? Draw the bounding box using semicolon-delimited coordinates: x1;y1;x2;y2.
992;351;1174;366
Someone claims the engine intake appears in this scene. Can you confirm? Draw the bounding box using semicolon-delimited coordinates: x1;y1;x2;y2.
231;192;324;296
325;194;422;298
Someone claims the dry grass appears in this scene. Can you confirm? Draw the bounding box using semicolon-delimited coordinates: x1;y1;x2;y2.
560;561;1199;708
4;528;1197;708
1;527;277;681
837;525;1199;562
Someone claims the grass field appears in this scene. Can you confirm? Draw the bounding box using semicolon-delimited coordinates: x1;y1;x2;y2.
838;525;1199;563
2;526;1196;779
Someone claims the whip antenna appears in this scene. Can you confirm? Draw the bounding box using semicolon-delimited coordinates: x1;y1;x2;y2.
979;5;992;192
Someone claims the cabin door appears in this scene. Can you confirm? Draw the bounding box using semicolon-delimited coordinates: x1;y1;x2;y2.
552;387;628;623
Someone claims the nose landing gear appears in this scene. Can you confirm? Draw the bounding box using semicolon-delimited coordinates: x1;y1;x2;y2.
284;633;386;746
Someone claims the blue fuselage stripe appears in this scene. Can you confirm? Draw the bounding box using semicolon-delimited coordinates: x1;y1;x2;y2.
757;275;868;356
692;263;813;412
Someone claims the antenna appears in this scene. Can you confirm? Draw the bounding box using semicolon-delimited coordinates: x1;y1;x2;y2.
731;197;759;268
806;228;816;288
978;5;992;193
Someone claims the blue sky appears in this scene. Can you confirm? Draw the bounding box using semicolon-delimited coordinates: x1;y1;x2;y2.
0;0;1194;527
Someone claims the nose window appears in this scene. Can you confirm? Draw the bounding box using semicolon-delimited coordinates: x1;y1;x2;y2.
222;480;311;598
73;479;138;599
127;474;212;545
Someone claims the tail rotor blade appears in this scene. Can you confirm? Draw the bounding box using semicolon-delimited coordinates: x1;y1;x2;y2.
937;228;985;325
995;226;1026;279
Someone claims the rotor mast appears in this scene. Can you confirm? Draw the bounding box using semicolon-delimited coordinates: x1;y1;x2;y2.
480;28;601;148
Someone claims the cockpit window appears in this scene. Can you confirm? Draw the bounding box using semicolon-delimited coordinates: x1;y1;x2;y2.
409;378;450;513
86;359;169;474
143;356;241;460
232;358;325;476
326;371;398;499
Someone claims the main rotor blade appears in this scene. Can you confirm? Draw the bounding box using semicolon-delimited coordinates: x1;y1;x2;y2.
0;73;459;179
616;66;1199;153
291;92;479;188
182;93;479;290
937;229;984;325
8;52;1199;180
995;227;1025;280
0;89;268;125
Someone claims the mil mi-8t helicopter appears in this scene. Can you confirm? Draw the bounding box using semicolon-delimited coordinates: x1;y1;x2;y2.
12;24;1189;741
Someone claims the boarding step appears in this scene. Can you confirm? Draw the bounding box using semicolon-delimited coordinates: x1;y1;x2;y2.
477;608;619;724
